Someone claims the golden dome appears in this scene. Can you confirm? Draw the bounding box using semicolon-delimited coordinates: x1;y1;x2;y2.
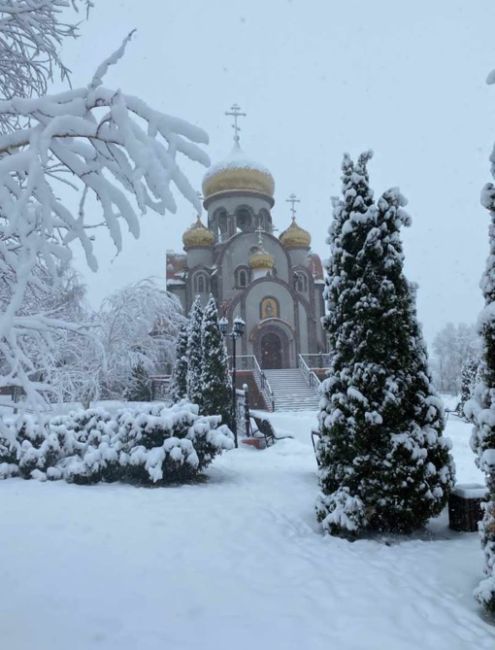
202;144;275;202
182;216;214;249
248;247;274;270
279;219;311;249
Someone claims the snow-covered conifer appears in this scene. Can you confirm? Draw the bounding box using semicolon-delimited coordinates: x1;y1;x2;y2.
316;154;454;537
200;296;232;424
186;297;204;407
123;363;151;402
456;359;479;419
169;324;189;402
465;135;495;611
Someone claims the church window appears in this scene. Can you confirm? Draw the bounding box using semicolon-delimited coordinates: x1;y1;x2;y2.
194;272;209;294
235;207;253;233
295;271;308;293
258;209;272;233
235;267;249;288
260;297;279;320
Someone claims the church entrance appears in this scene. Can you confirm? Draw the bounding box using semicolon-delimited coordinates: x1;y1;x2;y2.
261;332;283;369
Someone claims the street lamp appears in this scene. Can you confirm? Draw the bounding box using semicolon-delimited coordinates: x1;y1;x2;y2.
219;315;246;448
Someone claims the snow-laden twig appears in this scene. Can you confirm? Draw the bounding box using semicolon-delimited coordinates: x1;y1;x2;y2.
0;32;208;423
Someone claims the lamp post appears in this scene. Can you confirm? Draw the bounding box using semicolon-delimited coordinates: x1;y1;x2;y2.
219;315;246;448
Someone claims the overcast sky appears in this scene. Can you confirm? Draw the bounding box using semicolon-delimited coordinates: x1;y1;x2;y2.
61;0;495;345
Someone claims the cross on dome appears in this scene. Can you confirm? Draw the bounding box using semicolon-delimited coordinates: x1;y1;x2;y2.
225;103;247;145
286;193;301;221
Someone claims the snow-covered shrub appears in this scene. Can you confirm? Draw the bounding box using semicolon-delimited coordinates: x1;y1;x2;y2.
317;153;454;538
0;403;234;485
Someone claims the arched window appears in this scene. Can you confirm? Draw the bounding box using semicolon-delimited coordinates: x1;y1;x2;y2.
235;266;249;289
194;272;209;294
214;208;228;242
294;271;308;293
235;206;253;233
260;297;279;320
258;209;272;234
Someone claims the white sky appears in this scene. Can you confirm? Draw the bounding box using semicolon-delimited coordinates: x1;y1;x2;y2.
61;0;495;345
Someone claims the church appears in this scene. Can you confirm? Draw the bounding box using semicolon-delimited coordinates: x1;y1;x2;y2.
166;107;326;370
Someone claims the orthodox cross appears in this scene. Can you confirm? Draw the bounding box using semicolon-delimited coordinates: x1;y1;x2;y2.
286;193;300;221
225;103;246;145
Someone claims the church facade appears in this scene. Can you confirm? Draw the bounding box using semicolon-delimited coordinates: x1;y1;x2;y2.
166;130;326;370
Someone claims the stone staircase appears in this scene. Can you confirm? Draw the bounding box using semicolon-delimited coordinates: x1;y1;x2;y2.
263;368;321;412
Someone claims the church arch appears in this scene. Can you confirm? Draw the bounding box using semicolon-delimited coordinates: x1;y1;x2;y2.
212;207;228;241
252;321;294;369
235;265;250;289
257;208;272;233
193;271;209;294
294;270;309;293
235;205;255;233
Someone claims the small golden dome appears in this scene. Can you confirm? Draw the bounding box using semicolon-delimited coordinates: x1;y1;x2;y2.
202;145;275;202
249;247;274;270
279;219;311;249
182;216;214;249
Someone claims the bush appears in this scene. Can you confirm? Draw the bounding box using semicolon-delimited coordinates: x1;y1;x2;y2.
0;402;234;485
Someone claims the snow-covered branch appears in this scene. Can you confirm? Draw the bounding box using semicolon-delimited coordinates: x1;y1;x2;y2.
0;30;209;415
0;1;92;132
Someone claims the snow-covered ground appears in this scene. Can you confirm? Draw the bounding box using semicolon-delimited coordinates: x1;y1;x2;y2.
1;409;494;650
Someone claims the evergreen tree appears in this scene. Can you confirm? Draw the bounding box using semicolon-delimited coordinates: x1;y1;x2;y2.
123;362;151;401
169;324;189;402
186;296;204;407
316;154;454;537
200;296;232;425
466;177;495;612
456;358;478;419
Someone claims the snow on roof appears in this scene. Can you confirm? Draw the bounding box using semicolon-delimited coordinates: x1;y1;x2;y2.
203;143;272;180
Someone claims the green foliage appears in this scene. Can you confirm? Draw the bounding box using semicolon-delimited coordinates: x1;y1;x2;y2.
317;153;454;537
124;362;151;402
468;179;495;611
186;296;204;406
169;324;189;402
200;295;232;426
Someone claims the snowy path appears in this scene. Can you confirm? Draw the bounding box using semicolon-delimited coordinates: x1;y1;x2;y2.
1;412;495;650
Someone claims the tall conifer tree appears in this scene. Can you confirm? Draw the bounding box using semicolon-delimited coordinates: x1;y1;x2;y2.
466;176;495;612
169;323;189;402
186;296;204;406
316;154;454;537
200;296;232;424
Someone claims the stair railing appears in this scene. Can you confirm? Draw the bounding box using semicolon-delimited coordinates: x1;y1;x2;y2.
234;355;275;411
298;354;321;389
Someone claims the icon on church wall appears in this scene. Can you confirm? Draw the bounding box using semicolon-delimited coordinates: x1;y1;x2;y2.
260;297;279;320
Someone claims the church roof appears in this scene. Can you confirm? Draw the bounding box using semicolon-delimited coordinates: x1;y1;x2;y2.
279;218;311;249
249;247;275;270
182;216;214;249
202;143;275;202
